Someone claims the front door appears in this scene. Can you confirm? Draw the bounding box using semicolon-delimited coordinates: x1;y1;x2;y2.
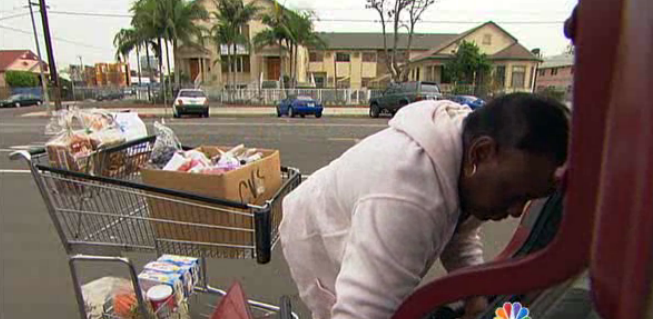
267;57;281;80
189;58;200;83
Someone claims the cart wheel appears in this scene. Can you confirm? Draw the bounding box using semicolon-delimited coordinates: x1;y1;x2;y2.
278;296;293;319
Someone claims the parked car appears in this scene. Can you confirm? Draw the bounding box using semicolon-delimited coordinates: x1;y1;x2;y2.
96;91;124;101
368;81;443;118
277;95;323;118
0;94;42;108
450;95;486;110
173;89;209;118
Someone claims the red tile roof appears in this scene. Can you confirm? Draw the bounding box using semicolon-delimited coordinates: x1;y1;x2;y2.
0;50;40;71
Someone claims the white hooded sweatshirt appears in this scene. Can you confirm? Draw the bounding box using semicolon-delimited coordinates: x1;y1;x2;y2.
279;100;484;319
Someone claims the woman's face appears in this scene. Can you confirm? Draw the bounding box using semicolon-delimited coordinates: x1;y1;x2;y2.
459;140;560;221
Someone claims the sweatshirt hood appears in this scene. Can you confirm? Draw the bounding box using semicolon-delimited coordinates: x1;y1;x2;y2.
389;100;471;212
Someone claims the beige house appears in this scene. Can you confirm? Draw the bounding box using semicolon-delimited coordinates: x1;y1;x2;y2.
306;33;456;89
175;0;308;88
405;22;541;93
307;22;541;91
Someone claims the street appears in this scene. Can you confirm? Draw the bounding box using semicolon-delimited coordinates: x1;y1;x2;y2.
0;107;518;318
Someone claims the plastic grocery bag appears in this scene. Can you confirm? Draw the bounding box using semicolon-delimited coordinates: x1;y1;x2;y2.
114;112;148;142
150;121;182;169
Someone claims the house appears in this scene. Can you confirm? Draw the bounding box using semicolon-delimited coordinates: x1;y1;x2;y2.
535;53;574;95
0;50;49;88
307;21;542;92
307;33;457;89
175;0;308;89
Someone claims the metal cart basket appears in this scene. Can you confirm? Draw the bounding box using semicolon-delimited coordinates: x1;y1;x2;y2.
11;136;302;319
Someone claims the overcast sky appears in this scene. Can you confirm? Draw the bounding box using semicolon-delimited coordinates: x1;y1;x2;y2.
0;0;577;70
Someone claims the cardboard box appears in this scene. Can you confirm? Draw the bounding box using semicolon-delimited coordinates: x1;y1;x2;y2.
140;147;282;258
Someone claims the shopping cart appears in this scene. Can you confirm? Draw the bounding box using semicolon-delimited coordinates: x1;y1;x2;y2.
10;136;302;319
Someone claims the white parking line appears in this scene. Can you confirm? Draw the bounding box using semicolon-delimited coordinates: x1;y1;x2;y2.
0;169;30;174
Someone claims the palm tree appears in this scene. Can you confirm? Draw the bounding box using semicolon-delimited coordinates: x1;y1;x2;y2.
210;0;259;91
160;0;209;88
113;28;142;90
283;10;325;88
131;0;168;103
253;0;289;89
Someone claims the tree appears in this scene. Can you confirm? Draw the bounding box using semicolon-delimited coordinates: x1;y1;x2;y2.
444;40;491;86
114;28;143;88
130;0;168;102
161;0;209;88
284;10;326;88
366;0;436;82
5;71;39;87
253;0;289;89
210;0;259;90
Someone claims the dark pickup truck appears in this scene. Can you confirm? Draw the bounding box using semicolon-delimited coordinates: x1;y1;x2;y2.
368;81;443;118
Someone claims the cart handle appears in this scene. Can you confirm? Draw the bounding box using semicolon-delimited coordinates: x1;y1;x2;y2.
68;254;151;319
8;148;46;162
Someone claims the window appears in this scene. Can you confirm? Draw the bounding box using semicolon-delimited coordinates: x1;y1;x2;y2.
309;51;324;62
336;52;350;62
362;52;377;62
336;78;350;88
482;34;492;45
495;66;506;87
313;72;326;88
221;55;250;73
551;68;559;76
511;65;526;88
179;90;206;98
539;69;546;76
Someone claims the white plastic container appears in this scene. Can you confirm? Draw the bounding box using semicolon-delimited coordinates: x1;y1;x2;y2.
147;285;175;318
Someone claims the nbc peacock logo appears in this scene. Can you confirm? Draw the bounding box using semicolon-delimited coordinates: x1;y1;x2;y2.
494;302;531;319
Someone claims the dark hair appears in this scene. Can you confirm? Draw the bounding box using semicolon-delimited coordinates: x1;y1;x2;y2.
462;93;570;165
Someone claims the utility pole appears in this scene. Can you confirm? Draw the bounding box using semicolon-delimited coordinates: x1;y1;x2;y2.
26;0;51;114
78;56;85;100
37;0;62;110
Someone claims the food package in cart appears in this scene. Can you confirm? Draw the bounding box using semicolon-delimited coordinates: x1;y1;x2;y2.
45;109;95;173
143;261;193;298
138;270;184;306
157;255;200;286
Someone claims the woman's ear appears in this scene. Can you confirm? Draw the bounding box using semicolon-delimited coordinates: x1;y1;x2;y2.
468;136;498;166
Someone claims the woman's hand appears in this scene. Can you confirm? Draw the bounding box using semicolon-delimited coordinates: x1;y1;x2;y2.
461;296;489;319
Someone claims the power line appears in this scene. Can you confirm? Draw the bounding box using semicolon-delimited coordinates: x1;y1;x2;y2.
0;11;33;21
0;24;113;51
49;10;130;18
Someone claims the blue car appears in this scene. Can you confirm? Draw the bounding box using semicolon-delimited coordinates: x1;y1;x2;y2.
451;95;486;110
277;95;323;118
